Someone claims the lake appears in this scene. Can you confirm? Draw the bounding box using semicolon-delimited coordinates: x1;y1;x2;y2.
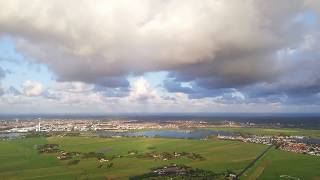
97;129;320;145
97;129;236;139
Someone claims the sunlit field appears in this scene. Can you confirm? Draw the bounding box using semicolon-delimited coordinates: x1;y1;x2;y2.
0;136;319;180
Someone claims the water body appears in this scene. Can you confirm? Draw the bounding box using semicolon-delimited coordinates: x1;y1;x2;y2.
0;132;25;139
97;129;236;139
1;129;319;145
97;129;320;145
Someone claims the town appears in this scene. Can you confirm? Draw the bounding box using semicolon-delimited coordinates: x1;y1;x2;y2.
218;134;320;156
0;118;231;132
1;118;320;157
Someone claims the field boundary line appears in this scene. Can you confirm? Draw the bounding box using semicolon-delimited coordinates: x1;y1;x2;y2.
236;144;274;178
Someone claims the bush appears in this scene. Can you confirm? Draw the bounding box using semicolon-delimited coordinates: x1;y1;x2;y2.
37;144;60;153
82;152;106;160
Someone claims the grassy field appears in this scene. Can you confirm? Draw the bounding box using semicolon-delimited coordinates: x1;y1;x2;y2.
0;136;319;180
243;147;320;180
208;127;320;138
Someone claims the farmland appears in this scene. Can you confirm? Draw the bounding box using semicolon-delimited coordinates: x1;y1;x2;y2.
209;127;320;138
243;147;320;180
0;136;319;179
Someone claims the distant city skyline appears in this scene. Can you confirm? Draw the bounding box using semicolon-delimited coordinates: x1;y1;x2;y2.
0;1;320;113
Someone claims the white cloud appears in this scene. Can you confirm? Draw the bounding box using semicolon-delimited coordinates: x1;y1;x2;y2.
128;77;159;103
0;78;319;113
53;81;94;93
22;80;44;96
44;81;104;105
0;0;315;88
231;90;246;101
0;1;319;113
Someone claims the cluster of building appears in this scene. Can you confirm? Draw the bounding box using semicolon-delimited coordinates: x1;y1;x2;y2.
142;151;204;161
279;142;320;156
1;119;215;133
2;119;319;157
1;119;98;132
218;134;320;156
95;120;210;131
1;117;264;134
153;164;189;176
95;120;161;131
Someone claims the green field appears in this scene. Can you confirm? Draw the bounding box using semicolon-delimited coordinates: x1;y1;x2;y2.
0;136;319;180
209;127;320;138
244;147;320;180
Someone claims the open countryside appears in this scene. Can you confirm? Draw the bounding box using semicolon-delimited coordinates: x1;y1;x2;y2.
0;132;319;180
1;0;320;179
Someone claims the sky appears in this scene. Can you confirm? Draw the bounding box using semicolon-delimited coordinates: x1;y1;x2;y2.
0;0;320;114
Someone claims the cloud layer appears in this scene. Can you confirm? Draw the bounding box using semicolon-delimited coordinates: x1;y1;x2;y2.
0;0;319;112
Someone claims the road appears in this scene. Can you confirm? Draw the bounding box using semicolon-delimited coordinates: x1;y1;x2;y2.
236;144;274;179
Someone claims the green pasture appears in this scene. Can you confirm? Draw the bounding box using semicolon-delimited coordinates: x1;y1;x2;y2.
209;127;320;138
0;136;319;180
243;147;320;180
